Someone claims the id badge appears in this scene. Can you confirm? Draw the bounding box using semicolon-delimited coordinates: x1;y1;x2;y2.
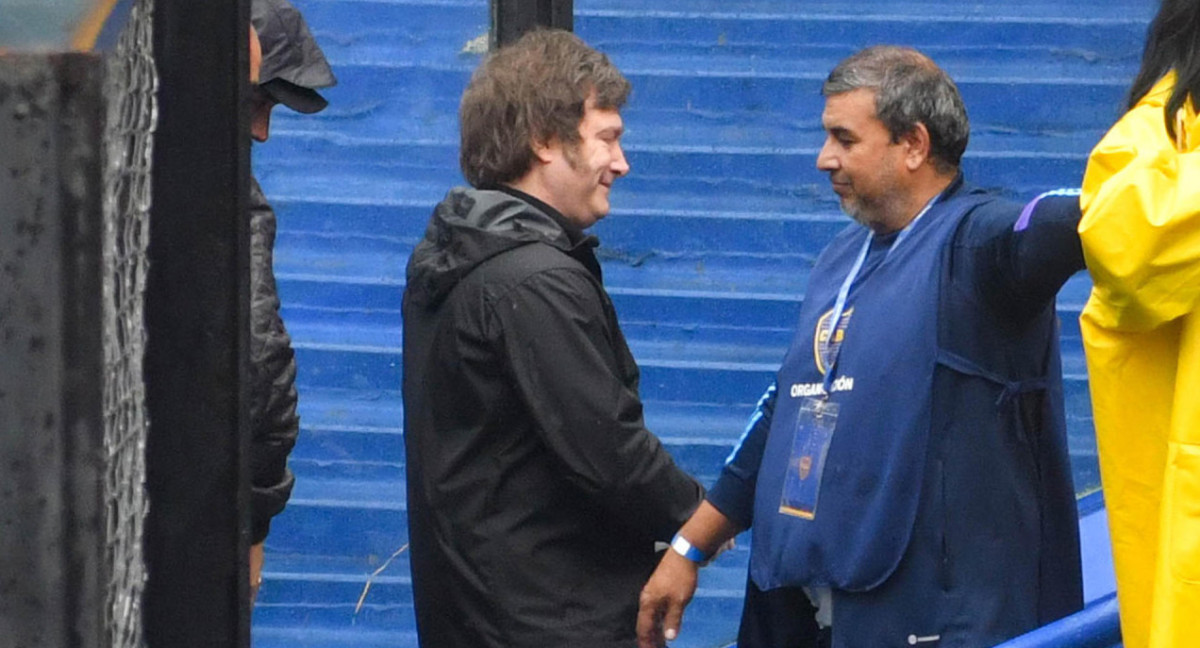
779;397;839;519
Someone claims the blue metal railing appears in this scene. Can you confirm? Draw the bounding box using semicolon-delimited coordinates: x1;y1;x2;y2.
994;592;1121;648
994;492;1122;648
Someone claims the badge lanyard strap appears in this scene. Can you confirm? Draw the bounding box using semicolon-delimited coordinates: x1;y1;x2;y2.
819;194;942;396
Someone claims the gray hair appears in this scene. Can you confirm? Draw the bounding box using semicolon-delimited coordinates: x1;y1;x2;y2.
823;46;969;174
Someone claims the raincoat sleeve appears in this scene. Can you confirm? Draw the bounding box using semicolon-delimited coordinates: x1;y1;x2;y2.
1078;104;1200;332
495;266;704;541
705;382;776;529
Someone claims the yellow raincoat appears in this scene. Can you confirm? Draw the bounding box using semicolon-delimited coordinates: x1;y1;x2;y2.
1079;72;1200;648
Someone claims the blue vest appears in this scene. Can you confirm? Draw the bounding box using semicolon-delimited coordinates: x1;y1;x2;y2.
750;192;990;591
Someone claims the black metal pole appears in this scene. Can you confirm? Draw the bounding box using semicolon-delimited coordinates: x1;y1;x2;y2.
144;0;252;645
491;0;573;48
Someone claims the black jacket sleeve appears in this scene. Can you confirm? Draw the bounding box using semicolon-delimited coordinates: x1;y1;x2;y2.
494;265;703;542
248;177;300;544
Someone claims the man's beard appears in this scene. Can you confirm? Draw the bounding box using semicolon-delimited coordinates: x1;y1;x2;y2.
841;196;872;228
841;194;891;231
838;180;905;233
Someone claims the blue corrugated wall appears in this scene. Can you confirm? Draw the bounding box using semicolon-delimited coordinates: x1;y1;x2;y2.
250;1;1155;646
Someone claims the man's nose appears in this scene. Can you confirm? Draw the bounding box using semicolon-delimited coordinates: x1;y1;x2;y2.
251;108;271;143
816;138;837;171
611;143;630;177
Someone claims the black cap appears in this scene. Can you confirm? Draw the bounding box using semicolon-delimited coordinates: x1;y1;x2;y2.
251;0;337;114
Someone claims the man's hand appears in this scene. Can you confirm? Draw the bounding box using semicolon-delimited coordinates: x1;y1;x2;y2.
637;550;699;648
250;542;265;605
637;501;742;647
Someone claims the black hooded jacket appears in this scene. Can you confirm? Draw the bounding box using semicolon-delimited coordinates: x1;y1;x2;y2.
248;177;300;544
402;187;704;647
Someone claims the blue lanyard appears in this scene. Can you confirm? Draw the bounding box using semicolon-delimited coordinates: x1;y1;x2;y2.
820;194;941;395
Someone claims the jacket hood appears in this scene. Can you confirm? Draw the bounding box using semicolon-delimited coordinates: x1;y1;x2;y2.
405;187;579;308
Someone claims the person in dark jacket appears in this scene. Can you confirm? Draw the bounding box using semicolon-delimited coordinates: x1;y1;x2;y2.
637;46;1085;648
402;28;705;648
247;0;336;602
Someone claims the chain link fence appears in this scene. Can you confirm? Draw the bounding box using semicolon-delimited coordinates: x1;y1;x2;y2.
101;1;156;645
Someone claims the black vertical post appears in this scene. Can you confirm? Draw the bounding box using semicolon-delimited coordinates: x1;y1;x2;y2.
491;0;574;48
144;0;251;646
0;53;107;648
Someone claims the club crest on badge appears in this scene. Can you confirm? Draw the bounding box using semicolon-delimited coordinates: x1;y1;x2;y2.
813;307;854;375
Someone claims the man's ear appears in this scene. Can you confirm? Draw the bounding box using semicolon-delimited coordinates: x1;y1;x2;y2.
532;136;559;165
902;123;932;171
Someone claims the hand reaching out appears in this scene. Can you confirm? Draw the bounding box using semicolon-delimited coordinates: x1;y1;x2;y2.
637;550;699;648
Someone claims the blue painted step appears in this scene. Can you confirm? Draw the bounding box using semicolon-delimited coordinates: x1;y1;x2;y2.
254;549;750;648
261;181;1094;264
282;305;1093;399
267;62;1132;132
574;0;1150;20
290;0;1153;69
269;226;1095;311
258;135;1103;206
264;51;1134;169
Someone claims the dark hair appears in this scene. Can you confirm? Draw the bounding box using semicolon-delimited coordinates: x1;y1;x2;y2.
458;29;631;187
823;46;969;174
1126;0;1200;140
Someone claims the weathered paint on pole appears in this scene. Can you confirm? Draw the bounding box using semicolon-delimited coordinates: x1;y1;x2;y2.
0;52;107;648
